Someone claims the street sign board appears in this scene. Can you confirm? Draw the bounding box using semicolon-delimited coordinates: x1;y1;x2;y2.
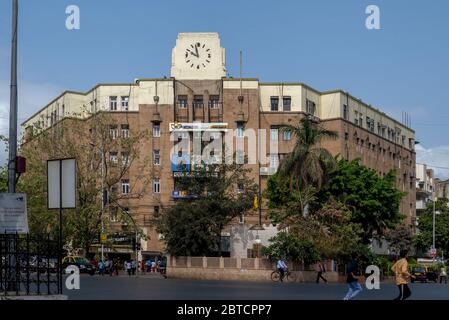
48;158;76;209
0;193;28;234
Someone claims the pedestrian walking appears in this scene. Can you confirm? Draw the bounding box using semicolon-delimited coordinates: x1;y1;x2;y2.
343;253;362;300
391;249;415;300
151;260;157;273
315;260;328;284
440;266;448;284
99;260;105;276
125;260;132;276
131;259;137;275
146;259;152;273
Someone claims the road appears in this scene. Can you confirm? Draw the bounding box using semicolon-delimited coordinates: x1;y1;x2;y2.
65;274;449;300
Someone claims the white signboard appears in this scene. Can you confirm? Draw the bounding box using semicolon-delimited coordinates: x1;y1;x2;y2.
48;159;76;209
0;193;29;234
169;122;228;132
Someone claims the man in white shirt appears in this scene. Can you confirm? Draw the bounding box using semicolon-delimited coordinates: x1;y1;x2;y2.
277;258;288;282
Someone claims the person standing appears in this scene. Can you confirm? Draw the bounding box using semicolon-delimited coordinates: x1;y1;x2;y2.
315;260;328;284
276;258;288;282
343;253;363;300
439;266;447;284
131;259;137;275
391;249;415;300
125;260;132;276
99;260;105;276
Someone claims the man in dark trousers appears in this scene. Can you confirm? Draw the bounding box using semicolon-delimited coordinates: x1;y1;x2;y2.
391;249;415;300
315;260;328;284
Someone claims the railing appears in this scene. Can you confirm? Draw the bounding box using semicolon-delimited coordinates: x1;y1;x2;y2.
0;233;62;296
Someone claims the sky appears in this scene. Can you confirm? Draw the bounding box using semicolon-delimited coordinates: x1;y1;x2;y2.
0;0;448;178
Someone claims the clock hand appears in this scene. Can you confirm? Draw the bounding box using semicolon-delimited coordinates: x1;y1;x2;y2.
195;45;199;57
190;51;199;58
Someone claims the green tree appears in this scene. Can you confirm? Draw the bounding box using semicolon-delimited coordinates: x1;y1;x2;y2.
156;159;258;256
414;199;449;256
19;111;150;255
277;117;338;191
385;223;414;256
261;232;320;264
316;158;405;243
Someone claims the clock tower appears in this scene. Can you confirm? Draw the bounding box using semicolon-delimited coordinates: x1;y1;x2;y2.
171;32;227;80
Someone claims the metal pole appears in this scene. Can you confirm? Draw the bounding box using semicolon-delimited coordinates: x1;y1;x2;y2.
8;0;18;193
59;161;63;293
433;192;436;264
6;0;19;293
101;146;104;262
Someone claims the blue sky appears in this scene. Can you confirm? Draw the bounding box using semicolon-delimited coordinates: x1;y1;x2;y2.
0;0;448;177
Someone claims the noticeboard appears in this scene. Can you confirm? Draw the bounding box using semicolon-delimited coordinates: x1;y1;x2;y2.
0;193;29;234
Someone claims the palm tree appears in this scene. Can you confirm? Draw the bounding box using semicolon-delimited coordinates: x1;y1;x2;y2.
277;117;338;192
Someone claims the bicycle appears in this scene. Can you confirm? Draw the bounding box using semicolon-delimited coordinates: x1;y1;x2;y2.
271;268;297;282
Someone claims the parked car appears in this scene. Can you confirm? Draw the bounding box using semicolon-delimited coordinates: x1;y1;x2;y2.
411;266;438;283
62;256;96;275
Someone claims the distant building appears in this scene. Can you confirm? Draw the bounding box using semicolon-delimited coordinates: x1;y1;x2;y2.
415;164;435;216
435;178;449;200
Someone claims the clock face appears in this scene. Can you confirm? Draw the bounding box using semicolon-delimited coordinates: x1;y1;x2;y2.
185;42;212;69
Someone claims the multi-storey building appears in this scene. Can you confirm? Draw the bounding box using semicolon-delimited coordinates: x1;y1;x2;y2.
435;178;449;200
415;163;435;215
21;33;416;259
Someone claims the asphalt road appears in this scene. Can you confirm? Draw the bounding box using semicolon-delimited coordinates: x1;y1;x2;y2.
64;274;449;300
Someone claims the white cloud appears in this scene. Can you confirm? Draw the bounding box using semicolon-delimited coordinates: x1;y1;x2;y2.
0;79;62;166
416;144;449;180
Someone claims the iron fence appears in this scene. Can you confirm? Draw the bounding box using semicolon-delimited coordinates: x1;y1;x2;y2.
0;233;62;296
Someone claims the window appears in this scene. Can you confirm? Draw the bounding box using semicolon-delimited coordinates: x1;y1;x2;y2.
178;95;188;108
153;179;161;194
153;124;161;137
109;152;118;164
354;111;359;125
153;149;160;165
306;99;316;115
283;130;292;141
121;152;129;166
121;124;130;138
359;114;363;127
239;213;245;224
110;186;118;203
343;104;348;120
209;95;219;108
283;96;291;111
236;149;245;164
110;207;118;222
270;97;279;111
109;125;118;139
236;123;245;138
193;95;204;108
270;154;279;168
270;127;279;141
109;96;118;111
237;183;244;194
154;206;160;217
121;96;129;111
121;179;130;194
